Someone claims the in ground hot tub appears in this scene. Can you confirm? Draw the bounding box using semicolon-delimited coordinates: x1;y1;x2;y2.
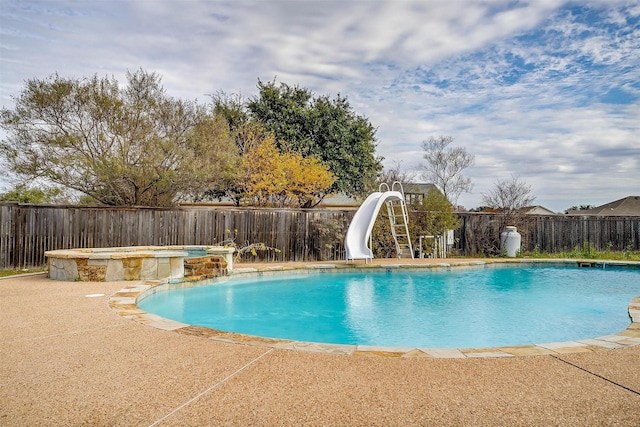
45;245;235;282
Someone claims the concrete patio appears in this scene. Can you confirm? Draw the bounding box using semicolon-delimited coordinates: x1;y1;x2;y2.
2;261;639;426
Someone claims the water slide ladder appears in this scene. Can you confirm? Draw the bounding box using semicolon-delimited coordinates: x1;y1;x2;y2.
344;181;414;262
380;182;414;259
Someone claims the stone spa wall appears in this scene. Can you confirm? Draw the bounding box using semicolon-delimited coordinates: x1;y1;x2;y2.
45;246;235;282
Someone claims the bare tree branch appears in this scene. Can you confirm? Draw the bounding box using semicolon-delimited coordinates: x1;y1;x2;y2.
482;175;536;213
420;136;474;206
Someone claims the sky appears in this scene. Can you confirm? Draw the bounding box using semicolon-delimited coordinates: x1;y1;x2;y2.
1;0;639;212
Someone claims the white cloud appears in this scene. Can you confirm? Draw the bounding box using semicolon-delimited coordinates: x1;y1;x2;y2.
1;0;638;212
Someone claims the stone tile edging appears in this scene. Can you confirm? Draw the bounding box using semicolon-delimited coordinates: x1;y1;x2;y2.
108;259;640;358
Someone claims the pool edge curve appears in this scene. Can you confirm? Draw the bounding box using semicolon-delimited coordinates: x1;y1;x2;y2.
109;259;640;359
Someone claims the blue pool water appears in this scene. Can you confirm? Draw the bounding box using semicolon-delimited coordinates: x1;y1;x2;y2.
138;265;640;348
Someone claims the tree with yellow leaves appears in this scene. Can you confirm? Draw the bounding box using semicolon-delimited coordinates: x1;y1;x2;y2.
241;135;335;207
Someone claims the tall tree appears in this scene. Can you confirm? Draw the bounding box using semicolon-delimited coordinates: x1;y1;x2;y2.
246;80;383;199
420;136;474;206
1;70;238;206
206;93;276;204
241;135;335;207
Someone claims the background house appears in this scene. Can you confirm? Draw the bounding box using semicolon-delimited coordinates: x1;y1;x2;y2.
317;193;361;208
402;183;439;206
518;205;560;215
565;196;640;216
318;182;440;208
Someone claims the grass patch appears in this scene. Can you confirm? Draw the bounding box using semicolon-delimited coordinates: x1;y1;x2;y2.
523;243;640;261
0;267;47;278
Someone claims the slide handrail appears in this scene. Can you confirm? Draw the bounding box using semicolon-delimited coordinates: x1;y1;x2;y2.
391;181;405;196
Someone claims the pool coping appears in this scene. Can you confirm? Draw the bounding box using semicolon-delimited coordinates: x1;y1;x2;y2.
108;259;640;358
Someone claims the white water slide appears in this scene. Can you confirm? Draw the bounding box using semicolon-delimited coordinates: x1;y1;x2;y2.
344;183;413;262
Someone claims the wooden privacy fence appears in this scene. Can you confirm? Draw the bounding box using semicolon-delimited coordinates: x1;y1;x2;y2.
0;203;355;269
455;213;640;256
1;203;639;269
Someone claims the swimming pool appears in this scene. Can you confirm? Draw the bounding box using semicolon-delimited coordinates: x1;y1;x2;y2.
138;263;640;349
